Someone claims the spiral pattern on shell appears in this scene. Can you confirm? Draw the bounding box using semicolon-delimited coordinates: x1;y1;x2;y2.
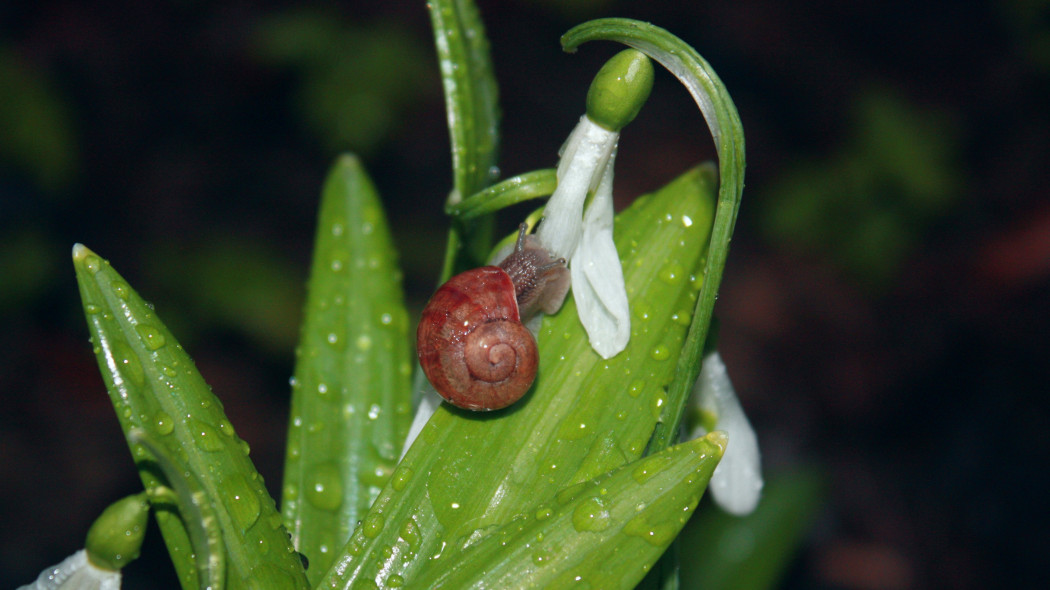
417;266;539;411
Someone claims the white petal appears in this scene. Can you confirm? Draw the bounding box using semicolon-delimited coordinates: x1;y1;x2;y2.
400;383;443;460
537;116;618;260
19;550;121;590
691;352;763;515
570;161;630;358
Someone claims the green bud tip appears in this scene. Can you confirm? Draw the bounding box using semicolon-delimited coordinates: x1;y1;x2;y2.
586;49;655;131
85;493;150;571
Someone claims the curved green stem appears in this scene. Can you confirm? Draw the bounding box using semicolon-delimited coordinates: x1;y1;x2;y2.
562;19;746;453
446;169;557;221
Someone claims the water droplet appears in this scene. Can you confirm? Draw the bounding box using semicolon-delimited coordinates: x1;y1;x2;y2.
400;517;420;548
135;324;166;350
326;332;340;346
359;461;393;488
304;462;343;511
191;420;224;452
361;221;374;235
361;513;385;539
672;309;692;326
226;475;261;531
651;392;667;419
691;272;705;290
572;496;611;532
532;549;553;566
154;411;174;435
367;403;381;420
267;512;283;529
634;301;652;321
217;417;236;437
535;506;553;521
650;344;670;361
658;263;686;284
85;304;101;314
633;454;673;484
317;382;329;396
331;223;344;237
623;514;677;547
681;214;694;227
391;466;413;491
628;379;645;398
84;255;103;273
356;334;373;351
112;281;131;300
386;574;404;587
379;312;393;325
110;342;145;386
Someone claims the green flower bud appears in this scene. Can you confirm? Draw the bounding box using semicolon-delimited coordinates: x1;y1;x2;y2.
84;493;149;571
586;49;655;131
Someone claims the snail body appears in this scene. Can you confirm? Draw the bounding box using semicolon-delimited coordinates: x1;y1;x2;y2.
417;226;570;411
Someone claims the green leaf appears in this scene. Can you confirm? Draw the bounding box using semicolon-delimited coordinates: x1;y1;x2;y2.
428;0;500;203
317;165;718;588
72;245;309;590
561;19;747;454
132;429;226;590
679;469;825;590
428;0;502;277
446;168;557;221
280;155;413;584
414;433;725;589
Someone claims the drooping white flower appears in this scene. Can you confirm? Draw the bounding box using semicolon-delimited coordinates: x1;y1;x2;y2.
535;115;630;359
687;351;763;515
18;550;121;590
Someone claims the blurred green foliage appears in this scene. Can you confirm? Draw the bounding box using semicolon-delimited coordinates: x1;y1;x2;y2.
679;469;825;590
760;89;962;288
1003;0;1050;71
0;229;60;313
0;46;78;193
250;9;433;156
143;236;303;356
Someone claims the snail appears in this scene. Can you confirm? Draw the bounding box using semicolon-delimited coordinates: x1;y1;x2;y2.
417;224;570;411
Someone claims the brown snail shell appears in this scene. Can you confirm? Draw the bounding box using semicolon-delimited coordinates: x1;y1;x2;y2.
417;225;569;411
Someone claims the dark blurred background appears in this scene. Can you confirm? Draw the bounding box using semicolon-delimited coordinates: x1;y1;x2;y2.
2;0;1047;588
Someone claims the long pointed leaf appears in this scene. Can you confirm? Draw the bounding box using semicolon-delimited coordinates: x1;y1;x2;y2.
415;433;725;589
73;244;309;590
428;0;502;277
428;0;500;202
319;165;718;588
280;155;412;584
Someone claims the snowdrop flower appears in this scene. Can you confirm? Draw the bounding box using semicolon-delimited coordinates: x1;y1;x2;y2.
19;551;121;590
19;494;148;590
536;48;654;359
687;351;763;515
403;50;654;455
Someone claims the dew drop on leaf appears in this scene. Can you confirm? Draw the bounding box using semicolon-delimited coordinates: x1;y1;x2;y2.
226;475;261;532
304;462;343;512
361;513;385;539
135;324;166;350
154;411;174;435
572;496;611;532
191;419;224;452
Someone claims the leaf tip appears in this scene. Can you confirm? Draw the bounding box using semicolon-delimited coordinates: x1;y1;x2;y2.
705;430;729;457
72;242;91;261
